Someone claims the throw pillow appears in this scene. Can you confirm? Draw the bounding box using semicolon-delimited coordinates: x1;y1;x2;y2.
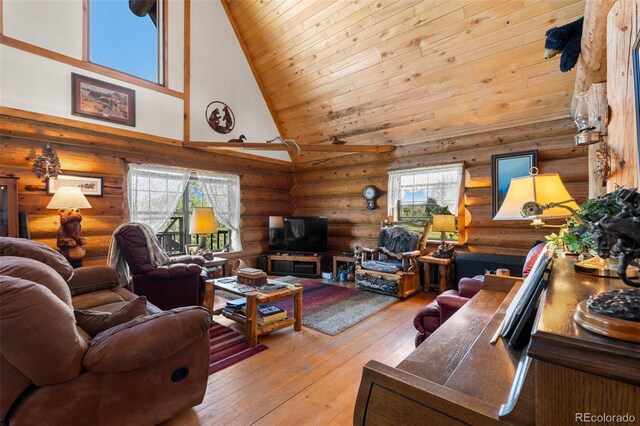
75;296;148;337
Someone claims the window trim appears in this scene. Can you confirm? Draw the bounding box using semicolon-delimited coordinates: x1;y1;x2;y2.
388;163;466;245
82;0;168;88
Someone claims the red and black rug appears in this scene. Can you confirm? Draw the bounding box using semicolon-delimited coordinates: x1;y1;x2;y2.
208;321;267;374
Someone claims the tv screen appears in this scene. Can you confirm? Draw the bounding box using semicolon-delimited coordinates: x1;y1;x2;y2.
282;216;328;254
268;216;286;252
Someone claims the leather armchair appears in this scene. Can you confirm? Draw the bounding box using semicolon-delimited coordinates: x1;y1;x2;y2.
114;224;207;310
414;242;547;346
0;238;212;425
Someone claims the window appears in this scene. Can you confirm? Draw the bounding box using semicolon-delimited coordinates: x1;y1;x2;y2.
88;0;163;83
157;179;229;256
127;165;241;255
387;164;464;241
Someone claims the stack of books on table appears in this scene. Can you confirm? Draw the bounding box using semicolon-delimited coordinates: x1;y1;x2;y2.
222;300;287;326
222;298;246;317
251;305;288;326
236;268;268;286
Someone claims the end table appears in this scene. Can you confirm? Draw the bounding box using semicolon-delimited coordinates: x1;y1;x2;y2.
419;255;454;294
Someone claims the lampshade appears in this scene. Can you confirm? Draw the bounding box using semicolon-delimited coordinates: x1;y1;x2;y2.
269;216;284;229
46;186;92;209
190;207;217;234
432;214;456;232
494;173;580;220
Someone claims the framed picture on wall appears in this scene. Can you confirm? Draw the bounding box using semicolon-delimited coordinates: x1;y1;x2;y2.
47;175;104;197
71;73;136;126
491;150;538;218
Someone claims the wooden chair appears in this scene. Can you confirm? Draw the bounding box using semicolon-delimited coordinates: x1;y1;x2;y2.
355;222;430;298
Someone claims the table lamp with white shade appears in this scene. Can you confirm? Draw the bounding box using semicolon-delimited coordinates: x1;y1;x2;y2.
431;214;457;258
46;186;92;267
493;170;582;227
190;207;217;259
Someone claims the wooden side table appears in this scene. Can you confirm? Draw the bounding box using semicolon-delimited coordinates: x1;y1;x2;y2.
333;255;357;279
419;255;454;294
203;257;228;278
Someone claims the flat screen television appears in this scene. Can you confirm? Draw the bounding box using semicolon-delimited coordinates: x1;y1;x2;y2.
269;216;328;254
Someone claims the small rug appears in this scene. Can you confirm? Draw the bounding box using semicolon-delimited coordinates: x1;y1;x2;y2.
271;279;398;336
208;321;267;374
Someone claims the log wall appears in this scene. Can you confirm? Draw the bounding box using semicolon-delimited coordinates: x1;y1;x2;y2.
607;0;639;191
0;130;294;267
292;119;589;257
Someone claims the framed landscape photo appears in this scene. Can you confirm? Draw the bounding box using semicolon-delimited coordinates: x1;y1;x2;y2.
185;244;198;256
491;150;537;218
47;175;103;197
71;73;136;126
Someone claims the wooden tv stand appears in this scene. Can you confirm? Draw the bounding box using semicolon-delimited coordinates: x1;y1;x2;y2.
267;254;325;278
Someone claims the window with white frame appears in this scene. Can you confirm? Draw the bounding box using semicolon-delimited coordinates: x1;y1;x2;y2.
387;164;464;241
127;165;241;255
89;0;164;83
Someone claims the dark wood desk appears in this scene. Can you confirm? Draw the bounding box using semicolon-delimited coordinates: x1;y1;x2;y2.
354;258;640;425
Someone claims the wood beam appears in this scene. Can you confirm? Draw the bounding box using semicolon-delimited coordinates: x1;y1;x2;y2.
572;0;617;113
184;141;396;153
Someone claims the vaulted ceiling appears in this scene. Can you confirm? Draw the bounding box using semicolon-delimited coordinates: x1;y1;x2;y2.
224;0;583;157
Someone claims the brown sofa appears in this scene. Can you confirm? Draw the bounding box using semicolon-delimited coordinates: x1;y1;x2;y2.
0;238;212;425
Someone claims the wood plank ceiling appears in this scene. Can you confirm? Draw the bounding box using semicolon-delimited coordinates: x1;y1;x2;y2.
225;0;584;158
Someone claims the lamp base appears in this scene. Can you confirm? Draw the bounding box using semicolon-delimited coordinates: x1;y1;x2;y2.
574;256;640;279
431;242;455;259
574;289;640;343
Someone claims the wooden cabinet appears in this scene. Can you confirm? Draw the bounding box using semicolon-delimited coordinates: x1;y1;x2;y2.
267;254;324;278
0;177;19;238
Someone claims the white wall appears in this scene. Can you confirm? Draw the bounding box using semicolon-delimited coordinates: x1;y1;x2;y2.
1;0;289;161
189;0;289;161
0;45;184;139
3;0;83;59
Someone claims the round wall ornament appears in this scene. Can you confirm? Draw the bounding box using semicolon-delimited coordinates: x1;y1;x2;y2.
205;101;235;134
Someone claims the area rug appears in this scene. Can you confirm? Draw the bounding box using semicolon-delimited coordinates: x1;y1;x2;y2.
208;321;267;374
271;278;398;336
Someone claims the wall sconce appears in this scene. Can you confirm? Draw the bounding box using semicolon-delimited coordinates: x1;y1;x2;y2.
574;91;602;145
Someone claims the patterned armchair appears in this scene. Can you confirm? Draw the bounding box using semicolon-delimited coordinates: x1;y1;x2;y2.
355;224;430;298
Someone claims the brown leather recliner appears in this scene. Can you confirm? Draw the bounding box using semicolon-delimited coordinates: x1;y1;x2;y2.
0;238;212;425
114;224;207;311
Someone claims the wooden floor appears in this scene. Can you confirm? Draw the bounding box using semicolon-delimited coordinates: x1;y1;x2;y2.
164;283;434;426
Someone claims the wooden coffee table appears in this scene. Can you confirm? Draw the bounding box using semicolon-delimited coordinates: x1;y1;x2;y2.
208;278;303;347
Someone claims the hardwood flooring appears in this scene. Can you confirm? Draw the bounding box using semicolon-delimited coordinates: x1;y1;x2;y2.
164;284;434;425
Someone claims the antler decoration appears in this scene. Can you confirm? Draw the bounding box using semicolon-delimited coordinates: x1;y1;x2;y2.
266;136;301;154
32;144;62;181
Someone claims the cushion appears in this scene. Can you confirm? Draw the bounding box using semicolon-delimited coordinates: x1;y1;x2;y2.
522;242;547;278
361;260;402;274
74;296;148;337
0;256;73;307
0;237;73;281
0;276;87;385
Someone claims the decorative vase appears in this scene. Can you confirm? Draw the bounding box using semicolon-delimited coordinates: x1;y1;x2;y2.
347;272;355;281
339;271;348;281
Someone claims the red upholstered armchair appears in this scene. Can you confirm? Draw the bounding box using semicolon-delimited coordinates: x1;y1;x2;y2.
114;224;207;311
414;242;546;347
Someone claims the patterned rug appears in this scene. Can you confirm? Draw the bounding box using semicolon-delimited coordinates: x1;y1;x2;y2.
208;321;267;374
271;278;398;336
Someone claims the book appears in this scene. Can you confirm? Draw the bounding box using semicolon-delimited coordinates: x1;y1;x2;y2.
237;268;266;277
257;305;284;316
257;311;288;326
225;298;246;309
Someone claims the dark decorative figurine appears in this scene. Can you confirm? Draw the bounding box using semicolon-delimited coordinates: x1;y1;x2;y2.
544;17;583;72
592;188;640;288
56;208;87;268
32;144;62;180
228;135;247;143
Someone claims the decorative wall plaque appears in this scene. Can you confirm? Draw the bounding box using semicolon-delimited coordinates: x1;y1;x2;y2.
205;101;235;134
